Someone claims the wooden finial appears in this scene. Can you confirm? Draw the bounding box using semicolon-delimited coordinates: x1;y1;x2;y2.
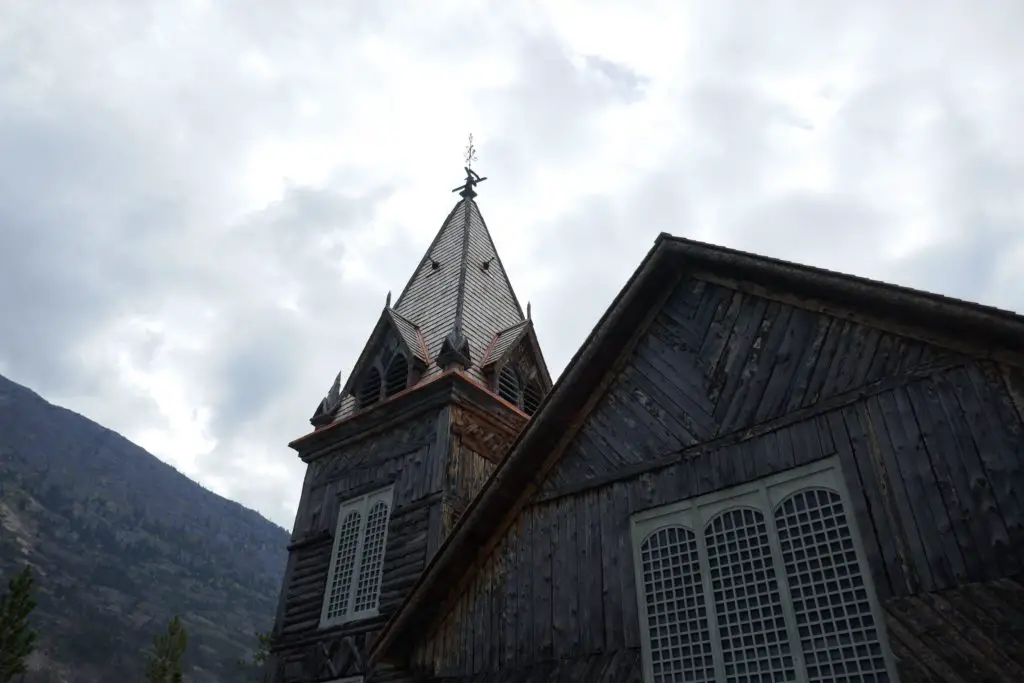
386;290;392;308
527;301;532;320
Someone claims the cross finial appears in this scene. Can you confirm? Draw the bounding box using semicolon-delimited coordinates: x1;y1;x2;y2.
464;133;478;169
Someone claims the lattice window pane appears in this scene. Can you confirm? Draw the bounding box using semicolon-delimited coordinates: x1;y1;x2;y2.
774;488;889;683
353;501;390;613
640;526;715;683
324;511;362;621
705;508;797;683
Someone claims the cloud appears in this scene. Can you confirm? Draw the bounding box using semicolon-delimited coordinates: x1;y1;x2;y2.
1;0;1023;528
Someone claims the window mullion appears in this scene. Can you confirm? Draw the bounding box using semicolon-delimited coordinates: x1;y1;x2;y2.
757;487;809;683
692;503;727;683
347;497;370;618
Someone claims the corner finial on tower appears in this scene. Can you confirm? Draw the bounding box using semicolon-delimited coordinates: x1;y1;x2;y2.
527;301;532;320
453;133;487;199
386;290;392;308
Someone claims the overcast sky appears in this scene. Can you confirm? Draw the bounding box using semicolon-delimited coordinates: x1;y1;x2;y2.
2;0;1022;529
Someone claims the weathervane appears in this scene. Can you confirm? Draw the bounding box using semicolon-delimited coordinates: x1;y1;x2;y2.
464;133;478;169
453;133;487;198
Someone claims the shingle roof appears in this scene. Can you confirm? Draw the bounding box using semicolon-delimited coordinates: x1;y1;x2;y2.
392;197;531;385
480;320;530;366
309;191;550;426
386;308;429;363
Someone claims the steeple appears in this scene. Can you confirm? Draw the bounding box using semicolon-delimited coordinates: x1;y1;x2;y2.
310;164;552;425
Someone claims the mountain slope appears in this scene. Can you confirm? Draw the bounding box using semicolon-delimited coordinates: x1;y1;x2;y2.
0;373;290;682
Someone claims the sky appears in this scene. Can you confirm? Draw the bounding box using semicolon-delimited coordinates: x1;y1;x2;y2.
2;0;1023;530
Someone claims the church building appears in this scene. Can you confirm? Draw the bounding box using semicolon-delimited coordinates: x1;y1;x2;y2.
267;168;1024;683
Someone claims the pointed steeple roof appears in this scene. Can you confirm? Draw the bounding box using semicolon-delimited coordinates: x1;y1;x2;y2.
392;193;527;383
310;170;551;426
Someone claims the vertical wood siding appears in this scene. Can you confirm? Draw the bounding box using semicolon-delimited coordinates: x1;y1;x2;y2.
409;277;1024;680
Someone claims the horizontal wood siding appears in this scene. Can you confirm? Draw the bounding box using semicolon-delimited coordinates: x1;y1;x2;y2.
410;364;1024;678
275;409;443;669
280;500;432;638
542;276;967;498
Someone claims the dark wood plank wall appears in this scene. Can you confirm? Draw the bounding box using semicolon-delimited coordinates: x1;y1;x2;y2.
275;410;447;660
408;276;1024;679
443;435;498;537
273;399;521;681
541;276;972;498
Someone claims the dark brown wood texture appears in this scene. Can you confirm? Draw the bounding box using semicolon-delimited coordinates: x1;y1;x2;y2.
272;392;524;681
408;276;1024;679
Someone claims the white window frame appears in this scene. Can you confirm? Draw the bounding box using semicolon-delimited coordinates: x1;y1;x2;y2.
319;485;394;628
630;456;900;683
325;678;363;683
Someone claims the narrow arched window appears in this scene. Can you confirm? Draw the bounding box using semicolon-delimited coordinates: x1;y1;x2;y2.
383;354;409;398
498;365;520;405
357;367;382;408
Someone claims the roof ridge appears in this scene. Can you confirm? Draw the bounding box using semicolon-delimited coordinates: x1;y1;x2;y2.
451;197;473;341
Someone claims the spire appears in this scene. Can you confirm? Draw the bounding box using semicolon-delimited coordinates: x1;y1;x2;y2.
313;156;552;426
391;164;529;382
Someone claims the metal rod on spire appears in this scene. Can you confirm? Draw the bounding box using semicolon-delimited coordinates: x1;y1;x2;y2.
464;133;478;170
453;133;487;198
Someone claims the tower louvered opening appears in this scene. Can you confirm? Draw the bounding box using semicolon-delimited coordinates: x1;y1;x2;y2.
357;367;382;408
384;354;409;398
497;365;520;405
523;381;542;416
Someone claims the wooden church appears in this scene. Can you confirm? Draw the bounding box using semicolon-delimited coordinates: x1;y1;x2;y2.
267;168;1024;683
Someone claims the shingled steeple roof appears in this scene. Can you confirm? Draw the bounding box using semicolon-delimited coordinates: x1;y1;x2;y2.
392;180;528;383
310;170;552;426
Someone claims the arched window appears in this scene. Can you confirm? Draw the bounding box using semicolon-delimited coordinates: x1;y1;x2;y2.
357;367;382;408
384;354;409;398
498;365;520;405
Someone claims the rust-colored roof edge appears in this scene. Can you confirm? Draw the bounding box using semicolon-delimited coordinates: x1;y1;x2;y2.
289;369;460;451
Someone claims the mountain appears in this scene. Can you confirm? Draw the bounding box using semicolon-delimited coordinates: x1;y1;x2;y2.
0;373;290;682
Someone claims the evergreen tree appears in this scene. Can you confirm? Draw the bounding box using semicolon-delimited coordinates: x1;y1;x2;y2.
0;565;37;683
237;631;271;681
144;615;188;683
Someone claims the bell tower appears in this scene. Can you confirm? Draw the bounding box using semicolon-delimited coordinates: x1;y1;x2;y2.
267;166;551;682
